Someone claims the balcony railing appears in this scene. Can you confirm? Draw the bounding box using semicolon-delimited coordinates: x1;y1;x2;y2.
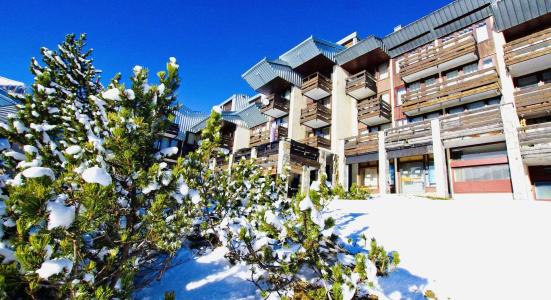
357;97;391;126
515;82;551;119
233;147;252;161
220;134;233;150
260;94;290;118
439;105;503;144
302;135;331;150
344;132;379;157
256;141;280;174
518;122;551;162
300;102;332;128
399;33;478;82
302;72;332;100
504;27;551;68
385;119;432;150
346;70;377;100
402;67;501;116
290;140;320;169
249;126;288;147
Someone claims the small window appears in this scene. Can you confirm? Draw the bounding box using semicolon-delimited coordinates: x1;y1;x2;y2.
475;23;489;42
446;70;459;80
448;106;465;115
426;112;441;120
466;101;485;110
486;98;501;106
542;70;551;83
464;63;478;74
396;87;406;106
517;75;539;89
368;126;379;133
378;62;389;79
408;115;424;123
408;82;421;92
425;77;437;86
482;58;494;69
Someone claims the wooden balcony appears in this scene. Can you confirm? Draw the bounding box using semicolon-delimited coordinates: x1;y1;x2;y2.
357;97;391;126
400;33;478;83
344;132;379;157
518;122;551;165
302;72;332;100
220;134;233;150
260;94;290;118
402;67;501;116
302;135;331;150
385;120;432;150
300;102;331;128
515;82;551;119
289;140;320;172
233;147;252;161
346;70;377;100
249;126;288;147
504;27;551;77
439;105;504;148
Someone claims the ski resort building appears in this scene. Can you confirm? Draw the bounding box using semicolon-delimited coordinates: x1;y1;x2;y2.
174;0;551;200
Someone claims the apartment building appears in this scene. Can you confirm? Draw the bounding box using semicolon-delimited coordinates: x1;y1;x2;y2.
174;0;551;200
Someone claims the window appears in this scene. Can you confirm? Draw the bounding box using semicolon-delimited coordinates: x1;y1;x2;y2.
464;63;478;74
408;115;424;123
448;106;465;114
378;62;389;79
453;164;510;182
475;23;488;42
466;101;485;110
517;75;539;89
395;58;404;73
425;77;437;86
535;182;551;199
368;126;379;133
408;81;421;92
426;112;441;120
482;58;494;69
396;87;406;106
543;70;551;83
446;70;459;80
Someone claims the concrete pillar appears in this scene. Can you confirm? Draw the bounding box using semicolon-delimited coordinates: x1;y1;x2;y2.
501;104;532;200
227;154;234;175
331;66;356;153
394;158;399;194
288;86;307;141
337;139;347;188
351;163;359;186
301;166;311;194
250;147;257;159
431;119;449;198
378;131;388;195
277;139;290;175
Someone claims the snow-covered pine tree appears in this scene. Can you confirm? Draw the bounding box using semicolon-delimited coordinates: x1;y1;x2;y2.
0;34;190;298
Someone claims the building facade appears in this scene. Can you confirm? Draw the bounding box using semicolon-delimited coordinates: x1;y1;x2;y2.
176;0;551;200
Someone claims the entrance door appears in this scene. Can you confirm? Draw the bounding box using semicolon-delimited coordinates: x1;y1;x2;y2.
363;167;378;190
400;161;424;194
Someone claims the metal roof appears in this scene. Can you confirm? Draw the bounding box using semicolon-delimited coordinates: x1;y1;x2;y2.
173;106;210;140
242;58;302;92
492;0;551;31
190;102;267;132
335;36;386;66
383;0;493;57
0;91;19;125
279;36;345;68
218;94;250;111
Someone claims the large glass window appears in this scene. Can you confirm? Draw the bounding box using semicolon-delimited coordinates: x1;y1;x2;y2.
454;164;511;182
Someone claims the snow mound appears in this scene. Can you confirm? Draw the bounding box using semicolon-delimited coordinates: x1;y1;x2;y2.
22;167;55;180
101;88;121;101
46;201;75;229
36;258;73;279
64;145;82;155
82;166;112;186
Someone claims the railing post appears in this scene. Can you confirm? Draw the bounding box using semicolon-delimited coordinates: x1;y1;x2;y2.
431;119;449;198
378;131;388;195
500;104;532;200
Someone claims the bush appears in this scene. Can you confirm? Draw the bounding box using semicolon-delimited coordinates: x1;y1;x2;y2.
333;183;371;200
368;238;399;276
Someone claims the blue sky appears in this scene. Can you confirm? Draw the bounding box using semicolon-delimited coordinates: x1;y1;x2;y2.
1;0;450;112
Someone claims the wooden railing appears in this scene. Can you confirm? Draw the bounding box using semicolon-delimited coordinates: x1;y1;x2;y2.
290;140;320;168
346;70;377;98
515;82;551;119
260;94;290;116
504;27;551;66
250;126;288;147
300;102;332;127
233;147;252;161
518;122;551;159
302;72;332;98
402;67;500;115
302;135;331;149
220;134;233;150
357;97;391;124
400;33;477;79
439;105;503;141
385;120;432;150
344;132;379;156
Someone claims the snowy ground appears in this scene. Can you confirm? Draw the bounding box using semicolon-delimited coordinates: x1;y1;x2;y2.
136;195;551;300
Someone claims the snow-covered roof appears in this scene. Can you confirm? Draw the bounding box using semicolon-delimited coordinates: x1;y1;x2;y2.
190;102;267;133
0;76;25;94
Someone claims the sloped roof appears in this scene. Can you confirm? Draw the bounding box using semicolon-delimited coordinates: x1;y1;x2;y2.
492;0;551;31
173;105;209;139
0;91;19;125
190;102;267;132
279;36;345;69
242;58;302;92
218;94;250;111
335;36;387;66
